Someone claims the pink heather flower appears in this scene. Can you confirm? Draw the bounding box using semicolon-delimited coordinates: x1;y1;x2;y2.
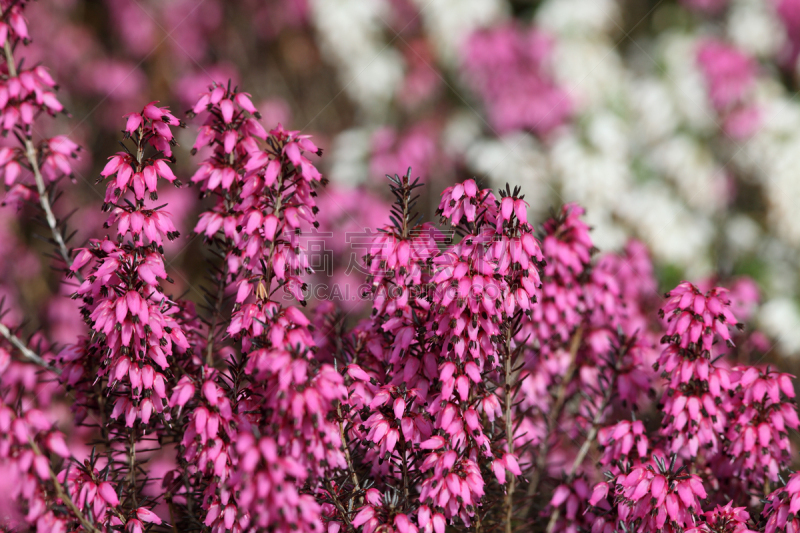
2;3;799;526
601;455;708;531
686;501;758;533
589;481;609;507
40;135;80;182
0;146;21;186
661;382;726;457
524;203;593;346
63;106;188;429
660;282;742;355
549;475;611;533
541;204;592;277
0;1;30;46
352;489;420;533
184;80;346;532
698;41;756;110
0;64;64;134
418;453;485;525
127;101;184;157
437;178;491;225
370;124;443;180
417;180;543;524
416;505;446;533
598;419;649;467
191;83;323;310
462;23;571;135
0;396;118;532
58;466;123;526
777;0;800;67
340;175;549;530
100;152;177;203
762;472;800;533
0;34;78;202
724;367;798;483
697;40;760;138
655;328;735;457
135;506;162;524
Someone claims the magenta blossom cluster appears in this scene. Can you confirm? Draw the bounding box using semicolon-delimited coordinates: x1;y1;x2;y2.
462;23;572;136
0;4;78;210
584;280;798;532
762;472;800;533
1;3;799;533
591;455;708;531
697;39;760;139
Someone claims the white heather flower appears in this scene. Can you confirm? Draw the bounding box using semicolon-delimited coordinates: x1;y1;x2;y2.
764;140;800;246
412;0;507;67
550;120;631;213
536;0;621;37
617;183;713;276
754;82;800;136
725;214;761;256
586;109;629;159
546;116;630;251
536;0;628;114
630;77;680;144
583;209;628;252
547;38;627;112
729;82;800;247
759;298;800;356
728;86;796;176
328;127;373;187
442;111;483;158
465;133;551;219
647;135;726;213
761;240;800;295
657;33;716;133
309;0;404;117
727;0;785;59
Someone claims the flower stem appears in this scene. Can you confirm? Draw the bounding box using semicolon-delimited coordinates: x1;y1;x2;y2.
544;368;614;533
523;326;583;522
205;263;229;366
503;328;517;533
0;322;61;374
2;29;81;282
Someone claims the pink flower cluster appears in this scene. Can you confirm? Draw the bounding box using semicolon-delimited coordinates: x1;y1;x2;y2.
586;280;798;531
0;399;73;531
724;367;798;483
462;24;572;136
762;472;800;533
167;82;345;532
660;281;741;354
66;104;188;429
697;40;760;139
687;502;758;533
1;4;799;533
0;21;78;207
591;455;708;531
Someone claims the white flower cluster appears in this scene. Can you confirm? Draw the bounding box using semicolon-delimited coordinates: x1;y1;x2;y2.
308;0;403;120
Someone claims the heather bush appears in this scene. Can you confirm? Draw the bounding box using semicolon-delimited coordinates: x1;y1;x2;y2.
0;2;799;533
